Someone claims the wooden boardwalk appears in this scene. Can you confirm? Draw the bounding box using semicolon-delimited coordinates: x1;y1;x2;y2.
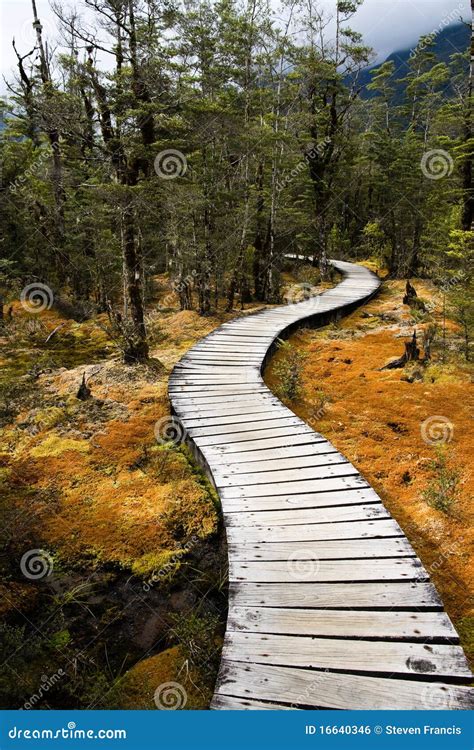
168;260;473;710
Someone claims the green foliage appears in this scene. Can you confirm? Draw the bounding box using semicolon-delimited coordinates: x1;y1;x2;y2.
170;611;221;677
422;448;461;514
273;340;307;401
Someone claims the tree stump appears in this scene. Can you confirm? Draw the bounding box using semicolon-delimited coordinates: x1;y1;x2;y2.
77;373;92;400
403;280;427;311
383;330;420;369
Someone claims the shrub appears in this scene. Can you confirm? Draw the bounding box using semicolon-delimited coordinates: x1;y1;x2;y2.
170;611;221;677
273;340;307;401
422;448;460;514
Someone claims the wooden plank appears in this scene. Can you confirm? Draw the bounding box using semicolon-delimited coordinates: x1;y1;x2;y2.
216;462;358;487
221;477;371;504
204;432;324;455
174;406;279;420
169;374;260;383
179;360;261;368
228;537;416;560
226;606;458;640
211;695;298;710
214;450;348;475
228;581;443;609
220;488;381;513
214;662;474;709
174;391;273;402
167;259;473;711
222;632;472;678
182;409;286;426
197;425;318;448
207;441;334;465
188;416;302;438
225;518;404;543
172;394;272;407
228;558;427;583
189;352;263;360
169;384;264;393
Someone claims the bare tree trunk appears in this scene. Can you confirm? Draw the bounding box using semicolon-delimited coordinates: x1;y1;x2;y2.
121;193;149;363
31;0;66;246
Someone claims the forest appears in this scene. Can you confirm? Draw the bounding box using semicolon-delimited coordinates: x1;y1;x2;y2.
0;0;472;713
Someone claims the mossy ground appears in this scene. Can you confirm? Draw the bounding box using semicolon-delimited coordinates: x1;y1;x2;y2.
266;277;473;666
0;278;268;709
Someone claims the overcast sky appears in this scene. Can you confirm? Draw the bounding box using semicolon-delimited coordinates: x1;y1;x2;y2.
0;0;470;86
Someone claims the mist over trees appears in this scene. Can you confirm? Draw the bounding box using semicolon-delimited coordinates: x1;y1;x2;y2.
1;0;472;362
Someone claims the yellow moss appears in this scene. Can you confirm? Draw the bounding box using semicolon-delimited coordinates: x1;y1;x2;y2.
32;407;68;429
30;435;90;458
114;646;211;710
131;549;181;578
423;363;469;384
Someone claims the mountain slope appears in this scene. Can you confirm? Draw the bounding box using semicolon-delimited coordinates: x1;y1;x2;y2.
357;21;470;98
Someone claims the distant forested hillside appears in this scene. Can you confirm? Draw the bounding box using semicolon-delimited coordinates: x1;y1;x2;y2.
357;22;471;100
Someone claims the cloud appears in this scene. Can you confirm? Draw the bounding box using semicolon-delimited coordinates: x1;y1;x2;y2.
0;0;470;86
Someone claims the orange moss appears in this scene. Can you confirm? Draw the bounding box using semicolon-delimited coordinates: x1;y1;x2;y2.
1;304;225;578
266;279;473;660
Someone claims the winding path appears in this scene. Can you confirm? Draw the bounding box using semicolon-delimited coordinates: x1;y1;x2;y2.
168;260;473;710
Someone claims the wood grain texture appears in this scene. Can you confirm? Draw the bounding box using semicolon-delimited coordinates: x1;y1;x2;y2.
168;259;473;710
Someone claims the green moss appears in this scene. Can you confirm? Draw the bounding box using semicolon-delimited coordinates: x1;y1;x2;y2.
423;363;465;384
32;406;68;430
456;617;474;666
131;549;181;579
